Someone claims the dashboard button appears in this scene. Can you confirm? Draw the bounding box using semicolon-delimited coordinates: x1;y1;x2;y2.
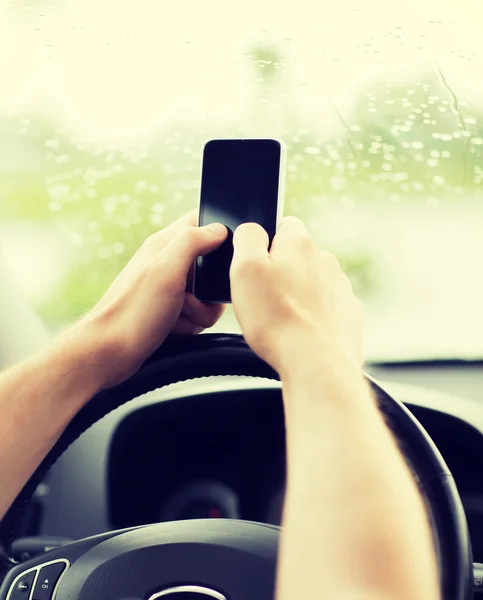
32;562;66;600
8;570;36;599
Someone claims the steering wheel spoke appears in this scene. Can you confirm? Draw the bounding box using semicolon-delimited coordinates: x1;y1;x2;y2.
3;558;68;600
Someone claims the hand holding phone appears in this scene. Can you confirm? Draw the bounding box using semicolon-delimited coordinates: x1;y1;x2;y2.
194;138;286;303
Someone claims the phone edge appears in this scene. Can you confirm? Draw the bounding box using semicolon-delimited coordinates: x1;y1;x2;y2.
193;138;287;304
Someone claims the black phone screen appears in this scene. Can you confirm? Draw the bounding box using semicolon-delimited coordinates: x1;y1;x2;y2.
194;139;282;303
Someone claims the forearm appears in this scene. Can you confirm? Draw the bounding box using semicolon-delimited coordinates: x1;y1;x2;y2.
277;352;440;600
0;324;105;519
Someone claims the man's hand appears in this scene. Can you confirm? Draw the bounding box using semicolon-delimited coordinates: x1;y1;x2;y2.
0;211;227;518
231;217;439;600
78;211;227;388
230;216;364;377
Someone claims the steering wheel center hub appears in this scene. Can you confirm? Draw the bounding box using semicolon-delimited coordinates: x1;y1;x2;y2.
55;520;278;600
149;585;227;599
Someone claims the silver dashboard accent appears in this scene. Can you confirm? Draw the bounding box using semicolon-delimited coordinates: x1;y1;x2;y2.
149;585;227;600
5;558;70;600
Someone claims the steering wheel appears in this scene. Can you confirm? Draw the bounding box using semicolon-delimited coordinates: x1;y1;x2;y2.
0;334;473;600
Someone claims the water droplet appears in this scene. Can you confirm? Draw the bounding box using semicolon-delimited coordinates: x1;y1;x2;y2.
471;137;483;145
151;214;163;225
45;138;60;149
432;133;453;142
330;176;345;191
304;146;320;155
427;158;439;167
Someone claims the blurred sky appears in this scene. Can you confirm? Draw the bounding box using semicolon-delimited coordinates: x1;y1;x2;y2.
1;0;483;144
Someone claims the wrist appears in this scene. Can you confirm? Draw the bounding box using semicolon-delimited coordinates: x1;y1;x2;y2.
278;337;374;426
37;321;109;405
277;332;362;383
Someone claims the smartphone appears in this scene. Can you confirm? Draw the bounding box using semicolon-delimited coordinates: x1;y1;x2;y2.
193;138;286;303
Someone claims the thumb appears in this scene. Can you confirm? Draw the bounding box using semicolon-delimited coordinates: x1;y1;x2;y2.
162;223;228;272
232;222;270;265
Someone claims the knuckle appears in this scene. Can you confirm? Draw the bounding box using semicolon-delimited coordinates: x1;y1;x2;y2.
142;231;164;249
294;230;314;251
179;225;198;242
320;250;341;271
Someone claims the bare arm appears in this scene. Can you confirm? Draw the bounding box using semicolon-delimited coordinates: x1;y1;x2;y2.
230;218;440;600
0;328;104;518
0;212;227;519
278;356;438;600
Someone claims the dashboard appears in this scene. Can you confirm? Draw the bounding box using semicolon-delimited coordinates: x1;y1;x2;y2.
108;387;287;529
33;364;483;564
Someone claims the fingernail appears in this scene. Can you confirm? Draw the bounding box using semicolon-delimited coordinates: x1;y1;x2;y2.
206;222;226;236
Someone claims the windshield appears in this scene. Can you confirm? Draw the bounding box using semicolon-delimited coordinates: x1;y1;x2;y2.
1;0;482;361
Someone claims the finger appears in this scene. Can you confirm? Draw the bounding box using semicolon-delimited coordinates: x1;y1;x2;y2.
270;216;313;260
117;210;199;280
158;209;198;234
139;210;198;258
318;250;342;274
180;293;226;328
161;222;228;273
171;315;205;336
231;223;270;270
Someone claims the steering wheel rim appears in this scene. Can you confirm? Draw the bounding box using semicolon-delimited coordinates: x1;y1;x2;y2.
0;334;473;600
